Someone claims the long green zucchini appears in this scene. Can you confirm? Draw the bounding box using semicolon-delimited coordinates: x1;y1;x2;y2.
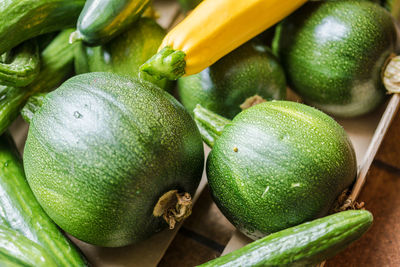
0;0;85;55
0;29;77;135
198;210;373;266
0;40;40;87
0;133;88;266
70;0;151;45
0;225;57;267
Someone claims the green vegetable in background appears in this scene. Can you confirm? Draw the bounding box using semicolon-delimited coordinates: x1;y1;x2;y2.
0;29;77;135
178;40;286;119
0;0;85;55
70;0;151;46
75;17;172;90
0;40;40;87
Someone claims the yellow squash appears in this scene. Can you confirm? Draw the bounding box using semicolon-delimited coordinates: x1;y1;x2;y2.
140;0;307;80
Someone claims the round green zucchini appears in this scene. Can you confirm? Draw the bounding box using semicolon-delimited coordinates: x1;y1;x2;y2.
74;17;172;90
178;40;286;119
194;102;357;239
23;72;204;247
273;0;398;117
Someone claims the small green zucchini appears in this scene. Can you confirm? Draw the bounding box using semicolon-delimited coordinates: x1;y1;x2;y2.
198;210;373;267
0;134;87;266
0;225;58;267
0;0;85;55
0;40;40;87
70;0;151;45
0;29;77;135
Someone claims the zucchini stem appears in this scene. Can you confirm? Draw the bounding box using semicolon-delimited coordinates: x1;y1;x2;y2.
21;93;47;124
139;46;186;80
153;190;193;229
193;104;231;148
68;31;83;44
383;54;400;93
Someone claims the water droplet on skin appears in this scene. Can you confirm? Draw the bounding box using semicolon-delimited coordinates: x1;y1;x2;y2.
73;111;83;119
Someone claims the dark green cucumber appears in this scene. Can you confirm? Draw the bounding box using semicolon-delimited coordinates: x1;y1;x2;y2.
74;17;172;90
273;1;397;117
198;210;373;267
178;40;286;119
0;29;77;135
0;0;85;55
24;72;204;247
194;103;356;239
0;40;40;87
0;134;87;266
0;225;58;267
70;0;151;45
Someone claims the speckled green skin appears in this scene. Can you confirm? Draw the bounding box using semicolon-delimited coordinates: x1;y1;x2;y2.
206;101;357;239
198;210;372;267
0;134;87;266
0;0;85;55
273;1;397;117
75;18;172;91
23;72;204;247
178;41;286;119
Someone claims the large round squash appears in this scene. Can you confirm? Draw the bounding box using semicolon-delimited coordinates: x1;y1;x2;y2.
23;72;204;247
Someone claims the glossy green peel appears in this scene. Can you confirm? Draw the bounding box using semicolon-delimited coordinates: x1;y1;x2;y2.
0;134;87;266
0;226;58;267
72;0;151;45
198;210;373;267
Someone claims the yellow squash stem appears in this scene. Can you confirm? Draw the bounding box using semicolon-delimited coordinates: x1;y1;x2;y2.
140;0;307;80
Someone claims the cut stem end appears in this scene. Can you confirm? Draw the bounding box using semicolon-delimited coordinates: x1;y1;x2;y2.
139;46;186;80
153;190;193;229
383;54;400;93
